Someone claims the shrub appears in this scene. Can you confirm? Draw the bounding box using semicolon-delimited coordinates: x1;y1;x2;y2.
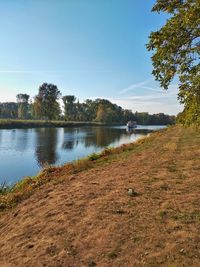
88;153;101;161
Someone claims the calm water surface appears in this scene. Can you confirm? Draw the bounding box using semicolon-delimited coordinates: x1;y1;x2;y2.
0;125;165;184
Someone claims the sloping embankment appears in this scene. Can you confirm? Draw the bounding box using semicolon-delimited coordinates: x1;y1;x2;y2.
0;126;200;266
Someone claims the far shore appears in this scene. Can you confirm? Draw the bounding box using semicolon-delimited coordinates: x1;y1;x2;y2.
0;119;108;129
0;119;168;130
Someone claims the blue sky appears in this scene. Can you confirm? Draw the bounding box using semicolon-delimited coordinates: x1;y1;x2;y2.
0;0;182;115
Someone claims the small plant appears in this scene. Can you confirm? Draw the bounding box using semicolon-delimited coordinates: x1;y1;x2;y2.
160;183;169;190
101;147;113;156
106;251;118;259
88;261;96;267
13;177;33;192
88;153;100;161
168;164;177;172
0;181;12;195
158;210;167;218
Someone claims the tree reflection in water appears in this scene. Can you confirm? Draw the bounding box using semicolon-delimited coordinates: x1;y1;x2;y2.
62;128;77;150
0;126;160;183
35;128;58;167
61;126;128;151
83;127;125;148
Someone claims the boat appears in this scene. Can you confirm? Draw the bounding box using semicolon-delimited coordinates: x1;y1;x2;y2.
126;120;137;128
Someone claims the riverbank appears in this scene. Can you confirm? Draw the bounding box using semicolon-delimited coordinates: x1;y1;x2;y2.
0;119;170;130
0;125;200;266
0;119;107;129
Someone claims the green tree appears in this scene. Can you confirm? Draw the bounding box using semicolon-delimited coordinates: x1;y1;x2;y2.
34;83;61;120
94;99;124;123
0;102;18;118
62;95;76;120
147;0;200;125
16;94;30;119
95;104;107;123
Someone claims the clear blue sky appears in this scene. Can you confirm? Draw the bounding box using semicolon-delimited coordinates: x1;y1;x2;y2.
0;0;182;115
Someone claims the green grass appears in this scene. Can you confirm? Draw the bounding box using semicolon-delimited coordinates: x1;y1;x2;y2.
0;181;13;195
0;119;107;129
88;153;101;161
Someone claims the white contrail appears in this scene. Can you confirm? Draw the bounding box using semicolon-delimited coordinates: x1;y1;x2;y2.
119;79;153;95
0;69;115;74
0;70;51;73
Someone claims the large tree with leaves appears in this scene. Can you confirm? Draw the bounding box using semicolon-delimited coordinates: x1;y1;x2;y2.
62;95;76;121
16;93;30;119
147;0;200;125
34;83;61;120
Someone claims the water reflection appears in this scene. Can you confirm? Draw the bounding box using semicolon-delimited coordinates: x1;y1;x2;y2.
62;128;78;150
84;127;125;148
0;125;165;183
15;129;29;152
61;127;130;151
0;129;29;152
35;128;59;167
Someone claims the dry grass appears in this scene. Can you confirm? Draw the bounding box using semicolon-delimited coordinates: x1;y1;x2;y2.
1;125;200;266
0;129;161;210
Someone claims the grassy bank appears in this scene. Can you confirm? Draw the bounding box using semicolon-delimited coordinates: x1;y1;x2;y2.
0;119;107;129
0;128;159;210
1;125;200;266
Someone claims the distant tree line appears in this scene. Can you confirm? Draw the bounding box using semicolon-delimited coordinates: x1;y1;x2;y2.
0;83;175;125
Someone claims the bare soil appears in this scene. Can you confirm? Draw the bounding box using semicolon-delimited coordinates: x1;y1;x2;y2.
0;126;200;267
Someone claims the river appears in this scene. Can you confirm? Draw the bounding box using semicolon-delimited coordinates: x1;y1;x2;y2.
0;125;165;184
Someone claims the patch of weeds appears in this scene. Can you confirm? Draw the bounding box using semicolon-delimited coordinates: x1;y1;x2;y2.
12;177;33;192
88;261;97;267
127;200;134;208
178;173;186;180
72;158;91;172
172;211;200;224
168;164;177;172
88;153;101;161
46;244;58;256
192;166;200;171
155;241;165;249
158;210;167;220
106;251;118;259
50;179;62;186
114;209;126;215
100;147;113;156
160;183;169;190
146;177;157;184
131;236;141;243
0;181;13;195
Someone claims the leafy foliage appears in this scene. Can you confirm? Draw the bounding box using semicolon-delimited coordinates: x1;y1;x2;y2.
0;102;18;118
33;83;61;120
16;94;30;119
60;97;175;124
0;90;175;125
62;95;76;120
147;0;200;125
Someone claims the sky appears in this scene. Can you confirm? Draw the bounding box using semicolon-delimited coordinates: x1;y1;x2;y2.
0;0;182;115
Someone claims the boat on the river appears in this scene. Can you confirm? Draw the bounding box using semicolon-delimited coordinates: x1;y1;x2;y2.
126;120;137;129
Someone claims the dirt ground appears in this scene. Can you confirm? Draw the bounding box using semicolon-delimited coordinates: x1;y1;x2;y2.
0;126;200;267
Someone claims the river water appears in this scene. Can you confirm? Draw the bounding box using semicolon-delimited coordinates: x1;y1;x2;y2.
0;125;165;184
